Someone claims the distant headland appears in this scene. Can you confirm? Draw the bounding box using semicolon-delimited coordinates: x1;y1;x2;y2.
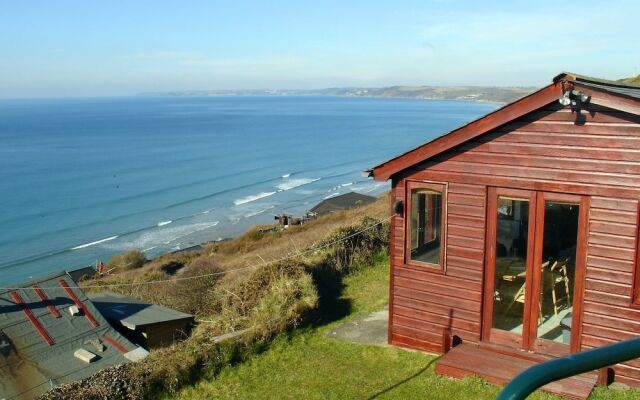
140;74;640;105
141;85;538;104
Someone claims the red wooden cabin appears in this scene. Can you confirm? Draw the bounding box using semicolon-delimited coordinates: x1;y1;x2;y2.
368;73;640;398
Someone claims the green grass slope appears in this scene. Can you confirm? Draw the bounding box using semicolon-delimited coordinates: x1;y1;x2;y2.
48;194;640;399
172;253;639;400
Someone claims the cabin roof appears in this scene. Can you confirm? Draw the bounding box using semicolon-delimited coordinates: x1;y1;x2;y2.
556;71;640;99
368;72;640;181
89;292;194;330
0;271;139;399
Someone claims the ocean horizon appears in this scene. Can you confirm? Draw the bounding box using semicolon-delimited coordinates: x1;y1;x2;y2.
0;95;497;284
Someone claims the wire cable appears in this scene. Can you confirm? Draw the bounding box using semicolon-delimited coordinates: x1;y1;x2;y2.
0;216;391;291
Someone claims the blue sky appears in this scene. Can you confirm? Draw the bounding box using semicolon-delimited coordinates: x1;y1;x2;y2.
1;0;638;97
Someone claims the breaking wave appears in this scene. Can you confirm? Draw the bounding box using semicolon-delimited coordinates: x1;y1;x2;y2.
71;235;119;250
233;191;277;206
276;177;319;191
244;205;275;218
104;221;220;252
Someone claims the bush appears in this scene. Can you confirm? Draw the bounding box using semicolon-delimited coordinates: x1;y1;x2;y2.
106;249;146;271
318;216;390;273
171;255;224;316
128;259;317;397
219;224;281;255
49;215;389;400
197;260;317;338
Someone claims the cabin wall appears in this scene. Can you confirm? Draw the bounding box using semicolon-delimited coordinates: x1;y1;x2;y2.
389;181;485;352
388;102;640;385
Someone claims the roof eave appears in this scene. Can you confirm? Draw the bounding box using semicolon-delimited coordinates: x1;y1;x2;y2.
572;81;640;115
556;71;640;90
370;80;564;181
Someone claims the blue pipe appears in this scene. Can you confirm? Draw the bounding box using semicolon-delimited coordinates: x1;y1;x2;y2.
497;337;640;400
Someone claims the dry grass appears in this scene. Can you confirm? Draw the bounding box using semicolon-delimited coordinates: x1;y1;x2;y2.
133;259;319;397
210;193;388;270
105;249;146;271
83;194;389;315
52;196;392;399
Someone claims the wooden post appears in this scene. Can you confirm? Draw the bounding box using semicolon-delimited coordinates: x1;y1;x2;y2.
442;327;452;354
597;367;611;386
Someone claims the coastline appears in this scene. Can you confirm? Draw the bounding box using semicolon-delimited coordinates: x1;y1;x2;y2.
0;96;494;285
79;191;390;285
140;86;536;104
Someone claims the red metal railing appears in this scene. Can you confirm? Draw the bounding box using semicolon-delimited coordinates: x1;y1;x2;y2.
10;291;55;345
58;279;100;327
102;334;128;353
32;285;62;318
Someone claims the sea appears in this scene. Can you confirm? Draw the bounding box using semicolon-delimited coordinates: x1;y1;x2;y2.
0;96;497;284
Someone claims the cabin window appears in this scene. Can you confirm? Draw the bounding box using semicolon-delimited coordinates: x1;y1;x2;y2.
407;182;446;268
634;202;640;306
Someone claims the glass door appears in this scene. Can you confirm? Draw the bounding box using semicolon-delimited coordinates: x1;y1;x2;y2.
484;188;537;348
530;193;585;356
483;189;586;355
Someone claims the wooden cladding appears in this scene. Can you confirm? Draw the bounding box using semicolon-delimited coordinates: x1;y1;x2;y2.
634;202;640;307
372;81;564;181
388;101;640;385
390;181;485;351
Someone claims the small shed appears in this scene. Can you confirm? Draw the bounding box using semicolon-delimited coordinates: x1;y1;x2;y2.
368;73;640;398
89;292;194;349
0;271;145;400
67;265;98;282
309;192;376;217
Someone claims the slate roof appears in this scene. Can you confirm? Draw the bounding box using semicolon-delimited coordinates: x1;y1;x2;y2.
558;72;640;100
89;292;194;330
0;271;138;400
309;192;377;216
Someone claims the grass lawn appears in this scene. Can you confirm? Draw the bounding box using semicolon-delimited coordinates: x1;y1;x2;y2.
171;256;639;400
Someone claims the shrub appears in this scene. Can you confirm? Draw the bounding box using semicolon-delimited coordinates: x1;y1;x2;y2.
219;224;280;254
106;249;146;271
51;214;389;400
128;259;317;397
151;251;200;275
170;255;224;316
200;260;317;338
318;216;390;273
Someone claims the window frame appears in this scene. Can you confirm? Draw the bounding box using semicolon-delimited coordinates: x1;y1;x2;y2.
404;180;447;272
633;201;640;307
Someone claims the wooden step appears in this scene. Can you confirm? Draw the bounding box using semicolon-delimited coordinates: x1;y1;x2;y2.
435;343;597;399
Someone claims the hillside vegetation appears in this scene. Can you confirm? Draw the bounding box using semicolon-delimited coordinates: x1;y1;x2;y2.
40;192;640;399
619;75;640;86
41;195;390;399
173;254;559;400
